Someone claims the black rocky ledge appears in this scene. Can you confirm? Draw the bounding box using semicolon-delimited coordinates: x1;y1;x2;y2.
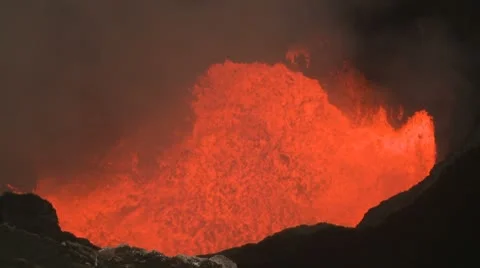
202;145;480;267
0;192;237;268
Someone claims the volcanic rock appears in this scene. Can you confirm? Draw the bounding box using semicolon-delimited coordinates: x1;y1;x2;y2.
0;191;97;249
97;245;232;268
0;192;60;234
358;121;480;229
0;192;236;268
203;145;480;267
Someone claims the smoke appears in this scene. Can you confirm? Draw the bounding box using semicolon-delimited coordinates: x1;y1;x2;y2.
348;1;478;160
0;0;310;190
0;0;476;190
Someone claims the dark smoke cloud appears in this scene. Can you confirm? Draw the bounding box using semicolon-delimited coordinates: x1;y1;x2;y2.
0;0;311;190
348;0;479;160
0;0;476;190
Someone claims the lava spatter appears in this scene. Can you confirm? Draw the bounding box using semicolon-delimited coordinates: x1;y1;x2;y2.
36;60;436;256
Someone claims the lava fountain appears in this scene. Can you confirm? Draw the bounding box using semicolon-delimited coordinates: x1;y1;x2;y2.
36;60;436;256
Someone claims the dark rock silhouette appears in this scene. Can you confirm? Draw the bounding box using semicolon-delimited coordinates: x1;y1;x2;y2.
0;192;236;268
0;191;98;249
202;145;479;267
0;192;60;237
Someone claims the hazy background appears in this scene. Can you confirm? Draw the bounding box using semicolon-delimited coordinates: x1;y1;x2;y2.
1;0;478;191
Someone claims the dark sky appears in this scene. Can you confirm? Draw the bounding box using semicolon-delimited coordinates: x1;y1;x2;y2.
0;0;477;191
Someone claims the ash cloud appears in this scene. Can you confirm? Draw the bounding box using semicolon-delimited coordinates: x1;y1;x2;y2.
0;0;476;190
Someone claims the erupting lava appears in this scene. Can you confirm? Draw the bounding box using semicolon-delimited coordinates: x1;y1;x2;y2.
36;60;436;256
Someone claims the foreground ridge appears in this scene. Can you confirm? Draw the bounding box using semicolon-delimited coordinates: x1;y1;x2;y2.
203;145;480;267
0;192;237;268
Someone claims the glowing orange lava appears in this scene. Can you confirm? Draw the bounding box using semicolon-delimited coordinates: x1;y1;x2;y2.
36;60;436;256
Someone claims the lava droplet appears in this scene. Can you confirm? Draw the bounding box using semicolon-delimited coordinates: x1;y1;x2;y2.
36;60;436;256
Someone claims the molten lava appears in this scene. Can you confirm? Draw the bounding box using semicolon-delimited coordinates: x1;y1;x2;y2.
36;60;436;256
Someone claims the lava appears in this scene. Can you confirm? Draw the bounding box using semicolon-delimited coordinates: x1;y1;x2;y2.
36;60;436;256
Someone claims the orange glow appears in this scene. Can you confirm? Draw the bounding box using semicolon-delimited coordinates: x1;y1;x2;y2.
36;60;436;256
